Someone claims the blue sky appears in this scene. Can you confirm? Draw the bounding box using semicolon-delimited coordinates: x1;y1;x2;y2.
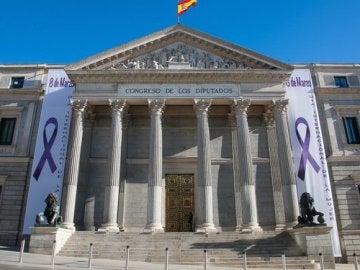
1;0;359;65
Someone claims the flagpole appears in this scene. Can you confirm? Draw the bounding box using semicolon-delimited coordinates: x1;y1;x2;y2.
177;0;180;24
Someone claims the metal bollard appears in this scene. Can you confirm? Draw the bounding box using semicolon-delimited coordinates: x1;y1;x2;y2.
281;253;286;270
125;245;130;270
203;250;207;270
51;240;56;268
319;253;324;270
354;253;359;270
243;251;247;270
18;238;25;264
165;247;169;270
88;243;93;269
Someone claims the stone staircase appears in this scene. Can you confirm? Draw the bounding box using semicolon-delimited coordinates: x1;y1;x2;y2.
58;231;319;269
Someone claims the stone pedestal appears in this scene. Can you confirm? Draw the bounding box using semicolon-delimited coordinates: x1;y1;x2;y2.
289;226;335;269
29;226;74;255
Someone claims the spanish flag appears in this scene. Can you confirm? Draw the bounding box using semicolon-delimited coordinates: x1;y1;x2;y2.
177;0;197;16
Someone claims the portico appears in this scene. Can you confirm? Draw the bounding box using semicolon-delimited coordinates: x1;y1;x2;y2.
60;25;299;233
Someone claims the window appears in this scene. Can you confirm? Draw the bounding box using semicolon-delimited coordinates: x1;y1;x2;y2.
0;118;16;145
10;77;25;88
334;76;349;88
343;117;360;144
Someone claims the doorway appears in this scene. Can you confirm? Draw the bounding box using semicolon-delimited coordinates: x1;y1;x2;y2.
165;174;194;232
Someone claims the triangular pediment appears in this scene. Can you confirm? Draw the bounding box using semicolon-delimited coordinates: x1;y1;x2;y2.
66;25;291;71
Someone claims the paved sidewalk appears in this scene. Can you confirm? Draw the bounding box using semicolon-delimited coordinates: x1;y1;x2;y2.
0;248;356;270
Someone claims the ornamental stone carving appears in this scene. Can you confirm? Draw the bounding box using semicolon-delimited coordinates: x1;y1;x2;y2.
194;99;212;114
232;98;251;115
70;99;87;112
108;42;251;70
273;99;289;115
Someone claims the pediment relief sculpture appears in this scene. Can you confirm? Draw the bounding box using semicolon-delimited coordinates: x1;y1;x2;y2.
107;43;251;70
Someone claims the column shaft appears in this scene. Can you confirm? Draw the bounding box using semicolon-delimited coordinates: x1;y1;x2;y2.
273;99;299;226
62;99;87;230
194;99;216;232
230;114;243;231
101;99;126;232
83;109;96;231
145;99;165;232
117;114;129;231
233;99;261;232
264;109;286;230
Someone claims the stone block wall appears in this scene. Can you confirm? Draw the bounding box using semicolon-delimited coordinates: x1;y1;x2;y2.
0;159;32;246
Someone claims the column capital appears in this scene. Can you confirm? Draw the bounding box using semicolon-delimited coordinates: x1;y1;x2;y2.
232;98;251;114
263;106;275;127
148;99;165;114
273;99;289;114
227;112;237;128
194;99;212;114
70;99;87;112
109;99;127;112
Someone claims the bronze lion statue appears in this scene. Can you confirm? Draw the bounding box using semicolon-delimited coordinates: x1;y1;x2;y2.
36;193;62;225
298;192;325;225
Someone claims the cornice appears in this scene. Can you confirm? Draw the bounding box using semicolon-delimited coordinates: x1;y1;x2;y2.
327;155;360;165
67;69;291;84
316;87;360;96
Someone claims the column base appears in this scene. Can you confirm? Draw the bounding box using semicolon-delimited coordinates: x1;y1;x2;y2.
241;224;262;233
61;222;76;231
196;224;217;233
98;224;120;233
144;224;164;233
285;221;299;230
274;224;286;231
235;226;242;232
84;226;96;231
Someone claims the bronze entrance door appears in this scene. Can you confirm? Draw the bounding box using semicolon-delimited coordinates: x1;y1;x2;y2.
165;174;194;232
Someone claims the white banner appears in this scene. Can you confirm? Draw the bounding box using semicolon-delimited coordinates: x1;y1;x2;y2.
286;69;341;256
23;69;74;233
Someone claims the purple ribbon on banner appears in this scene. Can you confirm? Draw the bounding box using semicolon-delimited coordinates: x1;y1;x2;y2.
295;117;321;181
33;117;58;181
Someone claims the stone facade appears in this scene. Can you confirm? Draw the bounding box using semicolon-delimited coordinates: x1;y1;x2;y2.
0;64;63;245
309;64;360;263
0;26;359;264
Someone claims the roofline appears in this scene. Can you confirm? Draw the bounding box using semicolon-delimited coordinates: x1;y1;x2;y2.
0;64;65;69
66;24;292;71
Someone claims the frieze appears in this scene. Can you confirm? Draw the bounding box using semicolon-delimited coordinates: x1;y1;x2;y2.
108;42;251;70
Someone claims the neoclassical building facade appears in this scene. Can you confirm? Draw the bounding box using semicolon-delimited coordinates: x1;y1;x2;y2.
61;25;298;234
0;25;359;262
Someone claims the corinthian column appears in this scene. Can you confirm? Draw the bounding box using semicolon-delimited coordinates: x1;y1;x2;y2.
194;99;216;232
263;107;286;231
145;99;165;232
100;99;126;232
229;113;243;231
273;99;299;226
232;99;261;232
62;99;87;230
